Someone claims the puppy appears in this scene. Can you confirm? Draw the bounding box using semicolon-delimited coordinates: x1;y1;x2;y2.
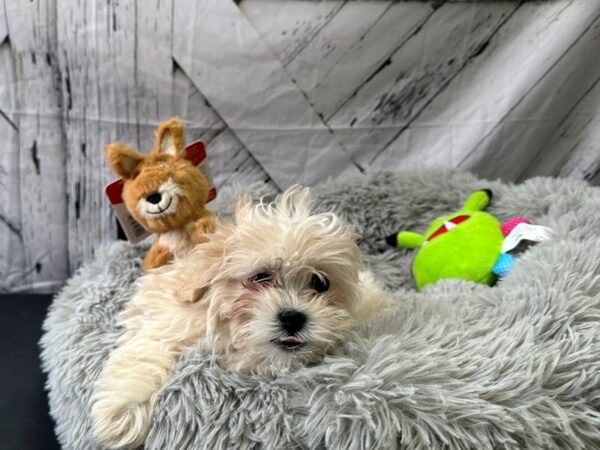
91;187;391;448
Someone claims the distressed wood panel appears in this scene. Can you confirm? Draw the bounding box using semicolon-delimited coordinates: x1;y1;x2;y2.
171;63;228;145
284;1;391;96
310;2;435;119
458;2;600;181
244;0;599;185
372;1;598;177
0;0;7;44
3;0;67;292
136;0;174;144
208;128;277;189
0;39;26;292
173;0;360;189
518;75;600;184
244;1;436;122
57;0;140;272
170;64;274;190
328;2;519;164
241;0;345;68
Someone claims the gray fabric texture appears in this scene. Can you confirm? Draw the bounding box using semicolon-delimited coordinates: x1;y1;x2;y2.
40;168;600;449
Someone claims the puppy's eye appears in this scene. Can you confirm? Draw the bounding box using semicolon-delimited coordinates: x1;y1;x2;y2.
310;274;329;293
248;272;272;284
158;162;168;169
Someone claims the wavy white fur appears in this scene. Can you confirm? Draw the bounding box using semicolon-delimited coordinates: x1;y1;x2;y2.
90;186;391;448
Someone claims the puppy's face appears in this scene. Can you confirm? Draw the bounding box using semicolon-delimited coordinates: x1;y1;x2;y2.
188;188;362;375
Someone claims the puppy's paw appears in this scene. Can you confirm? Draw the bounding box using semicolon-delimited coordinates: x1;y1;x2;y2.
175;281;209;303
91;391;152;449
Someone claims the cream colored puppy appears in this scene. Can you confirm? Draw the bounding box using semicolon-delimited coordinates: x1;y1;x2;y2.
91;187;391;449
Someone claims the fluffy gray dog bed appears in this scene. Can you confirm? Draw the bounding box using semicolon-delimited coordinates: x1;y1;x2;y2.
40;168;600;449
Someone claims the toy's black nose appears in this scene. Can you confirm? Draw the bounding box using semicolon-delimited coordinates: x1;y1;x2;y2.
278;309;306;334
146;192;162;204
385;233;398;247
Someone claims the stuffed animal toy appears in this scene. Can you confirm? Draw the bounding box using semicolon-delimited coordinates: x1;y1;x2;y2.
105;118;215;271
385;190;549;290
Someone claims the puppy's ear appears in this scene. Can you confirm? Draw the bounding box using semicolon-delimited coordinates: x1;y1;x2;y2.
105;143;145;179
174;226;230;303
155;117;185;158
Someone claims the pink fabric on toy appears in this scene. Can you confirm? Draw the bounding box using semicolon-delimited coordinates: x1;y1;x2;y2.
501;217;529;237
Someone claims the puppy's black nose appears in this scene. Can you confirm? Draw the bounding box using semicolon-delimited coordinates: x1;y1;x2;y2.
278;309;306;334
146;192;162;204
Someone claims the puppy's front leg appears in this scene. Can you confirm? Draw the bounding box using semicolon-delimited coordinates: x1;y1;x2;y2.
91;327;182;449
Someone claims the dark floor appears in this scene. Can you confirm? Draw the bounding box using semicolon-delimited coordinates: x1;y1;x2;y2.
0;294;61;450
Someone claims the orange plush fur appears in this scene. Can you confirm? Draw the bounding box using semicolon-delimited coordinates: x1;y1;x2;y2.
105;118;215;271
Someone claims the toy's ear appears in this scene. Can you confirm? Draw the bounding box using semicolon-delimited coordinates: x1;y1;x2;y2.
155;117;185;157
463;189;492;211
386;231;425;249
104;143;145;179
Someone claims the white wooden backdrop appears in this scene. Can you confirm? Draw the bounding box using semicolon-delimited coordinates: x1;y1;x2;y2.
1;0;599;292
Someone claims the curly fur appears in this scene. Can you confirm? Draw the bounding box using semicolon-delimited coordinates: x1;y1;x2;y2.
90;187;391;448
41;168;600;450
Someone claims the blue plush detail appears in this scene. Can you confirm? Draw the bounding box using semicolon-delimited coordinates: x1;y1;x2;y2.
493;253;515;277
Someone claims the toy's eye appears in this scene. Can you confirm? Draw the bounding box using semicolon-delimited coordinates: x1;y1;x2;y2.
248;272;272;284
310;274;329;293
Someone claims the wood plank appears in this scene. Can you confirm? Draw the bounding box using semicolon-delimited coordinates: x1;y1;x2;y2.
0;40;26;292
457;1;600;182
311;2;434;119
285;1;391;97
559;146;600;185
240;0;345;68
207;128;277;189
0;122;23;290
518;74;600;185
563;152;600;185
372;1;597;176
135;0;174;151
327;2;519;165
173;0;360;189
172;62;228;148
4;0;67;292
57;0;140;272
170;63;273;190
0;0;7;44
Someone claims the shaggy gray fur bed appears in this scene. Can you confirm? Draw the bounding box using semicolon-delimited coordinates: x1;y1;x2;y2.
40;168;600;450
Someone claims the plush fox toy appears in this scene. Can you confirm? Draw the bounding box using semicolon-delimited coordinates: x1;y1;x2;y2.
105;118;215;271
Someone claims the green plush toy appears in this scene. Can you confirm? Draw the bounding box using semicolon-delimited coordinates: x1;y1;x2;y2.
385;190;536;290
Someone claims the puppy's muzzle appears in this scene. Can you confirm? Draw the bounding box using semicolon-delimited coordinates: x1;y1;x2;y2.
279;309;306;334
277;309;306;351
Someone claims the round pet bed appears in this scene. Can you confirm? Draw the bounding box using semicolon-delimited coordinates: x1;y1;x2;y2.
40;168;600;449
